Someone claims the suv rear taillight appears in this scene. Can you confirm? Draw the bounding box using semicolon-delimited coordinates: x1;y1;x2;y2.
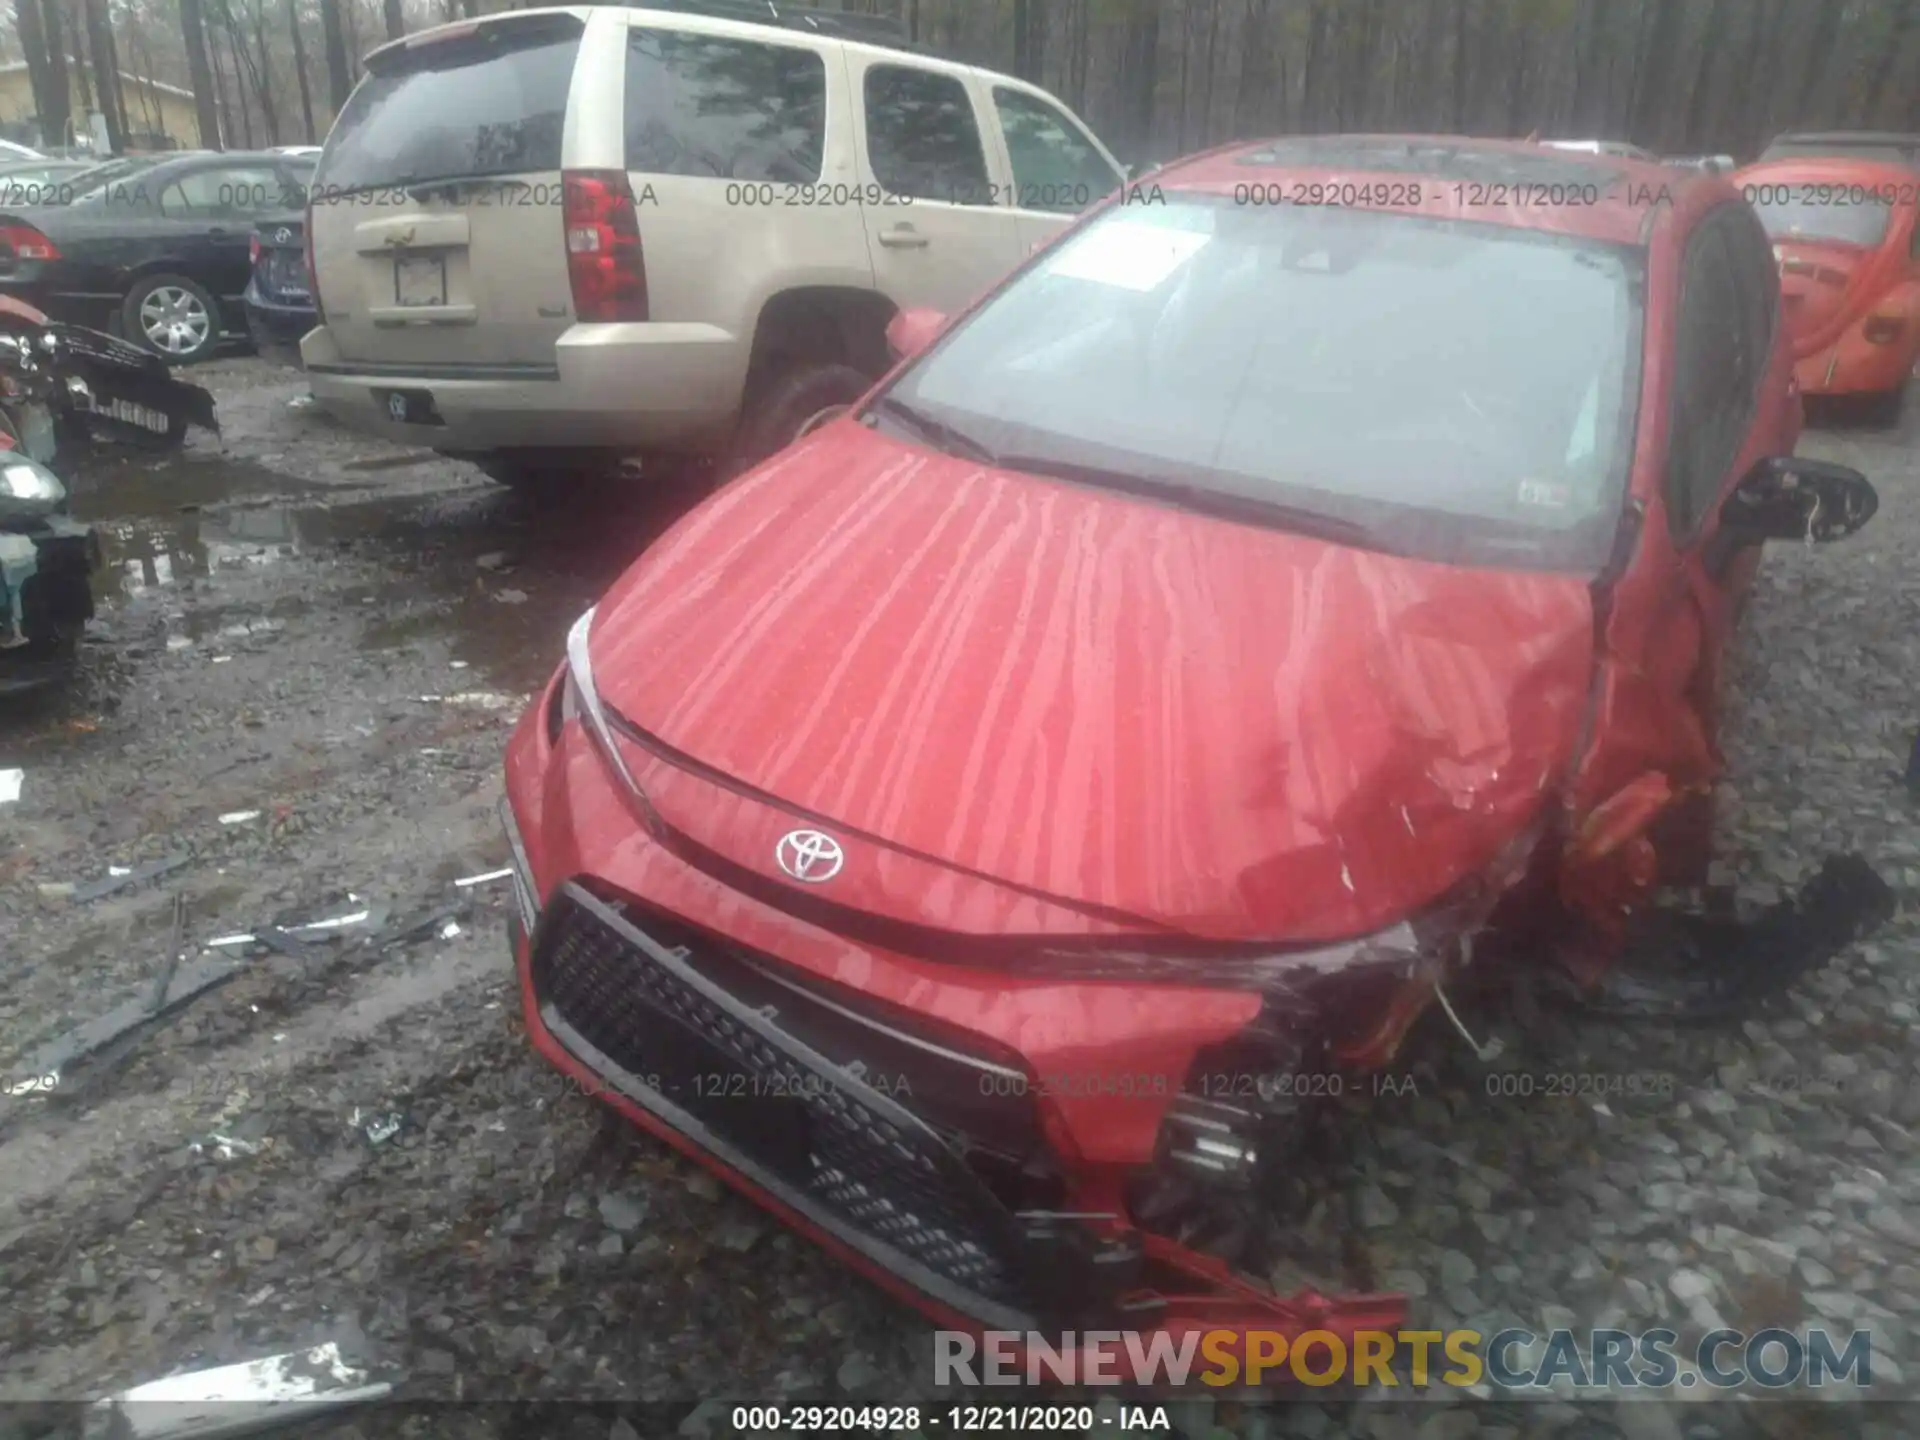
0;224;58;262
304;199;323;320
562;169;646;322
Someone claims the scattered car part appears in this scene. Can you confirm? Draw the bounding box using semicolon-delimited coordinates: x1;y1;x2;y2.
7;951;250;1092
1554;854;1896;1020
453;867;513;888
0;766;19;803
148;892;188;1015
79;1342;390;1440
72;851;193;903
0;447;96;691
351;1108;405;1146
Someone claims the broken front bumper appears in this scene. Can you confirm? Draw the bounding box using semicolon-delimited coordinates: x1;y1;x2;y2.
500;722;1407;1359
0;515;96;653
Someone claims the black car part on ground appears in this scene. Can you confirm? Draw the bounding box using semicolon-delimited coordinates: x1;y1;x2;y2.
1551;853;1897;1020
48;320;219;446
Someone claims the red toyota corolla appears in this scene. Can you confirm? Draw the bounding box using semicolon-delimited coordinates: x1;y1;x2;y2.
501;138;1875;1361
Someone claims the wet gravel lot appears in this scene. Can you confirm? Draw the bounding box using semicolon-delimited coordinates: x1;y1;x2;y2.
0;359;1915;1440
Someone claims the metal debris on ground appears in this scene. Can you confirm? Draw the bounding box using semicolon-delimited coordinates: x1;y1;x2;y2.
219;810;261;825
366;899;469;953
475;552;507;570
493;588;529;605
80;1341;390;1440
0;767;21;804
148;893;188;1015
203;898;375;950
439;920;463;939
188;1132;264;1162
72;851;192;903
453;867;513;888
351;1108;405;1146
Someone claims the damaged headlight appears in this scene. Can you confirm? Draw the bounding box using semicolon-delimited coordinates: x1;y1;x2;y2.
564;606;663;834
0;457;63;504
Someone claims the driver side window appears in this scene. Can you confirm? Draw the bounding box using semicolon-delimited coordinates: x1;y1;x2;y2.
992;87;1122;214
1667;217;1758;539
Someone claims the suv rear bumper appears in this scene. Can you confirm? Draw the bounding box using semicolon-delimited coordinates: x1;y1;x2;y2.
300;321;746;451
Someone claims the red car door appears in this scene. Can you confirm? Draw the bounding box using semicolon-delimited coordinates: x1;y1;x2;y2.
1562;200;1798;925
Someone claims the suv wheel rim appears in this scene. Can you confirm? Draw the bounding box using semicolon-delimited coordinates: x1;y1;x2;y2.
795;403;848;439
139;286;211;356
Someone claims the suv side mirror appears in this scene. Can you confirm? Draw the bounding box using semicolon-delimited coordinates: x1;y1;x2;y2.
886;307;946;362
1707;455;1877;573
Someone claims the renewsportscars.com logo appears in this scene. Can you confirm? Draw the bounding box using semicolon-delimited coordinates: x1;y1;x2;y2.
933;1328;1878;1392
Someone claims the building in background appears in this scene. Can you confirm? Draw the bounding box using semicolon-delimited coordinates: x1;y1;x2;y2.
0;60;201;151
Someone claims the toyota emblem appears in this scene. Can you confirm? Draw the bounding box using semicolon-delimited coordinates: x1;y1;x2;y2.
274;227;292;244
776;829;844;883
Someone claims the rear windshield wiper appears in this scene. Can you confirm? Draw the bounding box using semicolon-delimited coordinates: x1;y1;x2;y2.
864;395;1001;466
993;453;1376;547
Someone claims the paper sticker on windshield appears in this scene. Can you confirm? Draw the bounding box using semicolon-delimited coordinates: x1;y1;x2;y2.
1517;478;1573;508
1046;223;1210;291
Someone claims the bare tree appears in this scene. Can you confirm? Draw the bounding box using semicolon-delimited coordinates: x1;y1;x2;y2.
286;0;317;142
383;0;402;40
12;0;55;144
38;0;71;145
82;0;126;147
319;0;350;109
179;0;224;147
1857;0;1919;124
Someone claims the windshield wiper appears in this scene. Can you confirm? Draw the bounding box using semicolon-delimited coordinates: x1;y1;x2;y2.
865;396;1002;466
992;453;1377;547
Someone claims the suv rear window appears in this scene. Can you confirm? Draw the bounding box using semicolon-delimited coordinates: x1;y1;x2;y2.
316;14;582;195
625;28;826;183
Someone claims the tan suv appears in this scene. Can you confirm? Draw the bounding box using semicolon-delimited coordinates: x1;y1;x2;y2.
300;0;1125;488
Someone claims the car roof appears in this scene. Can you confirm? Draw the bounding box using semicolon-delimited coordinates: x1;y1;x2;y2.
1736;154;1920;192
1148;135;1715;246
1768;130;1920;144
367;5;1061;96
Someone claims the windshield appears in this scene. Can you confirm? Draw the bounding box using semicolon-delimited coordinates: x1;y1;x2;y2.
317;15;581;195
66;155;167;205
1752;193;1894;248
875;196;1644;572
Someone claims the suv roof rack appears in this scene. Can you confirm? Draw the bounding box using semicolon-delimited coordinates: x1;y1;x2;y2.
624;0;922;50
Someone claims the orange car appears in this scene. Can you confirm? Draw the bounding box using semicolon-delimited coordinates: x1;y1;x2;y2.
1735;156;1920;421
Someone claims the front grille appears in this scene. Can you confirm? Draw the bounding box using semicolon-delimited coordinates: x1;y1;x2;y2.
530;883;1034;1325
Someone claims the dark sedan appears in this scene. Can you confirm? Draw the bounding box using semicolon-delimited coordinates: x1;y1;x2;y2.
243;212;313;368
0;159;97;209
0;150;314;364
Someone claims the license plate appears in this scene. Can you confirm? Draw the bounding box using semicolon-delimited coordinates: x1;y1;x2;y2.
376;388;440;425
99;399;167;433
394;254;446;308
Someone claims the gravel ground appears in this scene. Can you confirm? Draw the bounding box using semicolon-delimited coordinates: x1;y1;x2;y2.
0;360;1914;1440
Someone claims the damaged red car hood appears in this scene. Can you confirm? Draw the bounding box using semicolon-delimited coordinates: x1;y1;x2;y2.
590;429;1597;942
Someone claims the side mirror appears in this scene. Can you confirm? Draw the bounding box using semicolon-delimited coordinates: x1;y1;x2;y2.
1707;455;1877;572
886;306;947;362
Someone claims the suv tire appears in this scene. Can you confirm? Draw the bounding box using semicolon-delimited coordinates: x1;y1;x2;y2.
729;362;871;476
123;274;222;365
